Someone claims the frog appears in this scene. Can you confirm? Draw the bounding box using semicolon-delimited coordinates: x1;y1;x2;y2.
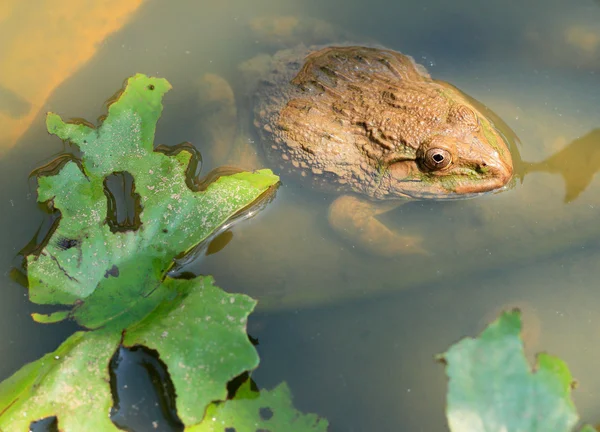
196;17;514;257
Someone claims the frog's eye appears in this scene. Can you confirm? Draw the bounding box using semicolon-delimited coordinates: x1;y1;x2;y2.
423;148;452;170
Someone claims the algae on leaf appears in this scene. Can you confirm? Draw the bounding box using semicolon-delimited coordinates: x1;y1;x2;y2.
440;309;587;432
188;380;329;432
27;73;279;329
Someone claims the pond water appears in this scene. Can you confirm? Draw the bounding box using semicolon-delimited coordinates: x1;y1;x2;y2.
2;0;600;430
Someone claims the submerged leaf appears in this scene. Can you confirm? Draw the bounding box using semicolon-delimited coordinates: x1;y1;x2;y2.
188;380;329;432
26;73;279;328
0;331;121;431
441;310;579;432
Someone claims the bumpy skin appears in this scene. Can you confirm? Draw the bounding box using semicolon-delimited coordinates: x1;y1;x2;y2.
253;45;513;201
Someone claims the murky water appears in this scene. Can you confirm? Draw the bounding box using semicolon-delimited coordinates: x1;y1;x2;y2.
2;0;600;430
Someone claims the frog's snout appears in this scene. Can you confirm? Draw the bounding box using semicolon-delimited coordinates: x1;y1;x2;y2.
472;149;514;193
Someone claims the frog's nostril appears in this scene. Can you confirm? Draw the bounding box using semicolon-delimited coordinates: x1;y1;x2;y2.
474;163;488;175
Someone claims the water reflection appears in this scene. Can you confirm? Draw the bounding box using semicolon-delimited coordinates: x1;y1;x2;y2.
0;0;145;154
110;346;183;432
522;6;600;71
521;129;600;203
0;85;30;117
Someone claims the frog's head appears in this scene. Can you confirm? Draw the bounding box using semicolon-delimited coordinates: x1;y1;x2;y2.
383;95;514;200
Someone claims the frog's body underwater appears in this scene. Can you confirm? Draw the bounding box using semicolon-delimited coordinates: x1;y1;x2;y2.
197;30;514;256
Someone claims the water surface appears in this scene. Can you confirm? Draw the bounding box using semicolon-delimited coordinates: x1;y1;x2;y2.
2;0;600;430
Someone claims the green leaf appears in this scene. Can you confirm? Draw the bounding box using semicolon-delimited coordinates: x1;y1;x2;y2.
0;275;261;430
122;275;260;425
187;380;329;432
440;309;579;432
26;73;279;329
0;330;121;432
2;73;327;430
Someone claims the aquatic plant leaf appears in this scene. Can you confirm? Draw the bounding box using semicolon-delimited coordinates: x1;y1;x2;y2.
0;275;262;430
0;330;121;432
26;73;278;329
440;310;580;431
187;380;329;432
122;276;259;426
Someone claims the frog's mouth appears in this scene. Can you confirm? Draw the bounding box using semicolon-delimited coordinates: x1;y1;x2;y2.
390;184;490;201
403;184;512;201
406;171;513;200
380;157;513;201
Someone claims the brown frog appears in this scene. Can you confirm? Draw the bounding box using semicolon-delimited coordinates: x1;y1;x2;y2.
197;32;514;256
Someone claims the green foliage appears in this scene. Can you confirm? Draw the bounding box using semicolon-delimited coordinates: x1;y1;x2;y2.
189;380;329;432
122;276;260;425
0;276;261;431
0;331;120;431
0;74;328;431
29;73;278;329
440;310;595;432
